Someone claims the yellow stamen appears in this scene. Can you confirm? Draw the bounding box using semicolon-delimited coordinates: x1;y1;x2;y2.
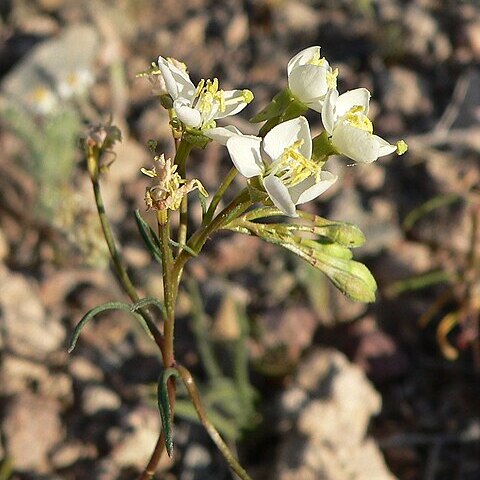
308;49;327;67
396;140;408;155
269;139;321;187
326;68;338;89
344;106;373;133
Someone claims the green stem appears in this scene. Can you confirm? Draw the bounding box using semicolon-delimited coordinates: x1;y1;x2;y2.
87;149;164;351
155;208;178;475
172;188;253;286
203;167;238;225
157;210;176;367
175;138;193;255
176;365;253;480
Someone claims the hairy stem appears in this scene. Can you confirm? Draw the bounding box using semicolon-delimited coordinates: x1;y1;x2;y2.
173;188;253;287
174;138;193;255
87;148;164;351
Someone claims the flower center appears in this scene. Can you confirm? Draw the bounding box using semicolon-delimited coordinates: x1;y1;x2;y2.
268;139;320;187
307;49;328;67
342;105;373;134
192;79;253;126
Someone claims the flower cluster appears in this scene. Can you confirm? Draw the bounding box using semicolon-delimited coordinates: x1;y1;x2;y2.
28;68;94;115
142;154;207;211
140;46;406;216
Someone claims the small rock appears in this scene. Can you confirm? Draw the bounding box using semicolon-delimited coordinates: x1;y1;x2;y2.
382;67;432;116
330;187;401;256
259;306;317;360
69;355;105;382
0;267;65;359
1;355;49;395
109;406;172;471
183;443;211;469
226;13;249;47
280;2;319;32
82;385;122;415
3;393;63;473
50;440;97;469
275;349;394;480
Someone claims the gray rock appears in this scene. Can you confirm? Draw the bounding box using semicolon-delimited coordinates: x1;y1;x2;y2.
3;393;63;473
108;406;173;471
1;354;50;395
0;266;65;359
382;67;432;116
275;349;396;480
1;24;98;111
330;187;401;256
82;385;122;415
50;440;96;469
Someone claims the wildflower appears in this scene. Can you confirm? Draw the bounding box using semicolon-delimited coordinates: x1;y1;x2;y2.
225;116;337;217
142;154;207;211
158;56;253;130
321;88;397;164
287;46;338;113
28;85;58;115
137;58;188;96
58;69;94;99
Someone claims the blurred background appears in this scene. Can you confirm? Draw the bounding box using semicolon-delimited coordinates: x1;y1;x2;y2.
0;0;479;479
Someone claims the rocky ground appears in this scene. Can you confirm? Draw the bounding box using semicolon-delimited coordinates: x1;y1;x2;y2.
0;0;480;479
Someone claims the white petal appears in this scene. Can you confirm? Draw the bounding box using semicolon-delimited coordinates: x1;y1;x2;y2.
335;88;371;118
174;99;202;128
287;46;322;75
226;135;263;178
158;56;196;101
214;90;249;119
204;126;242;145
290;171;337;205
264;175;297;217
373;135;397;157
321;88;339;135
332;123;380;164
263;116;312;162
288;64;329;104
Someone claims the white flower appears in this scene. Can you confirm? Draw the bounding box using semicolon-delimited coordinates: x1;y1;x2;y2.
321;88;397;164
28;85;58;115
138;58;189;96
225;117;337;217
158;56;253;130
287;46;338;113
58;69;94;99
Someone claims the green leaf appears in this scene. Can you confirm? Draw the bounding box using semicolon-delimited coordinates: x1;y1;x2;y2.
69;297;167;352
183;129;212;149
258;98;308;136
198;189;208;216
312;131;338;162
134;209;163;263
157;367;180;457
68;301;151;352
131;296;167;320
246;177;269;203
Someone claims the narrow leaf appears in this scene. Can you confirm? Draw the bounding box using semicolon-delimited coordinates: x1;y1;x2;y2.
157;367;180;457
68;301;133;353
134;209;163;263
